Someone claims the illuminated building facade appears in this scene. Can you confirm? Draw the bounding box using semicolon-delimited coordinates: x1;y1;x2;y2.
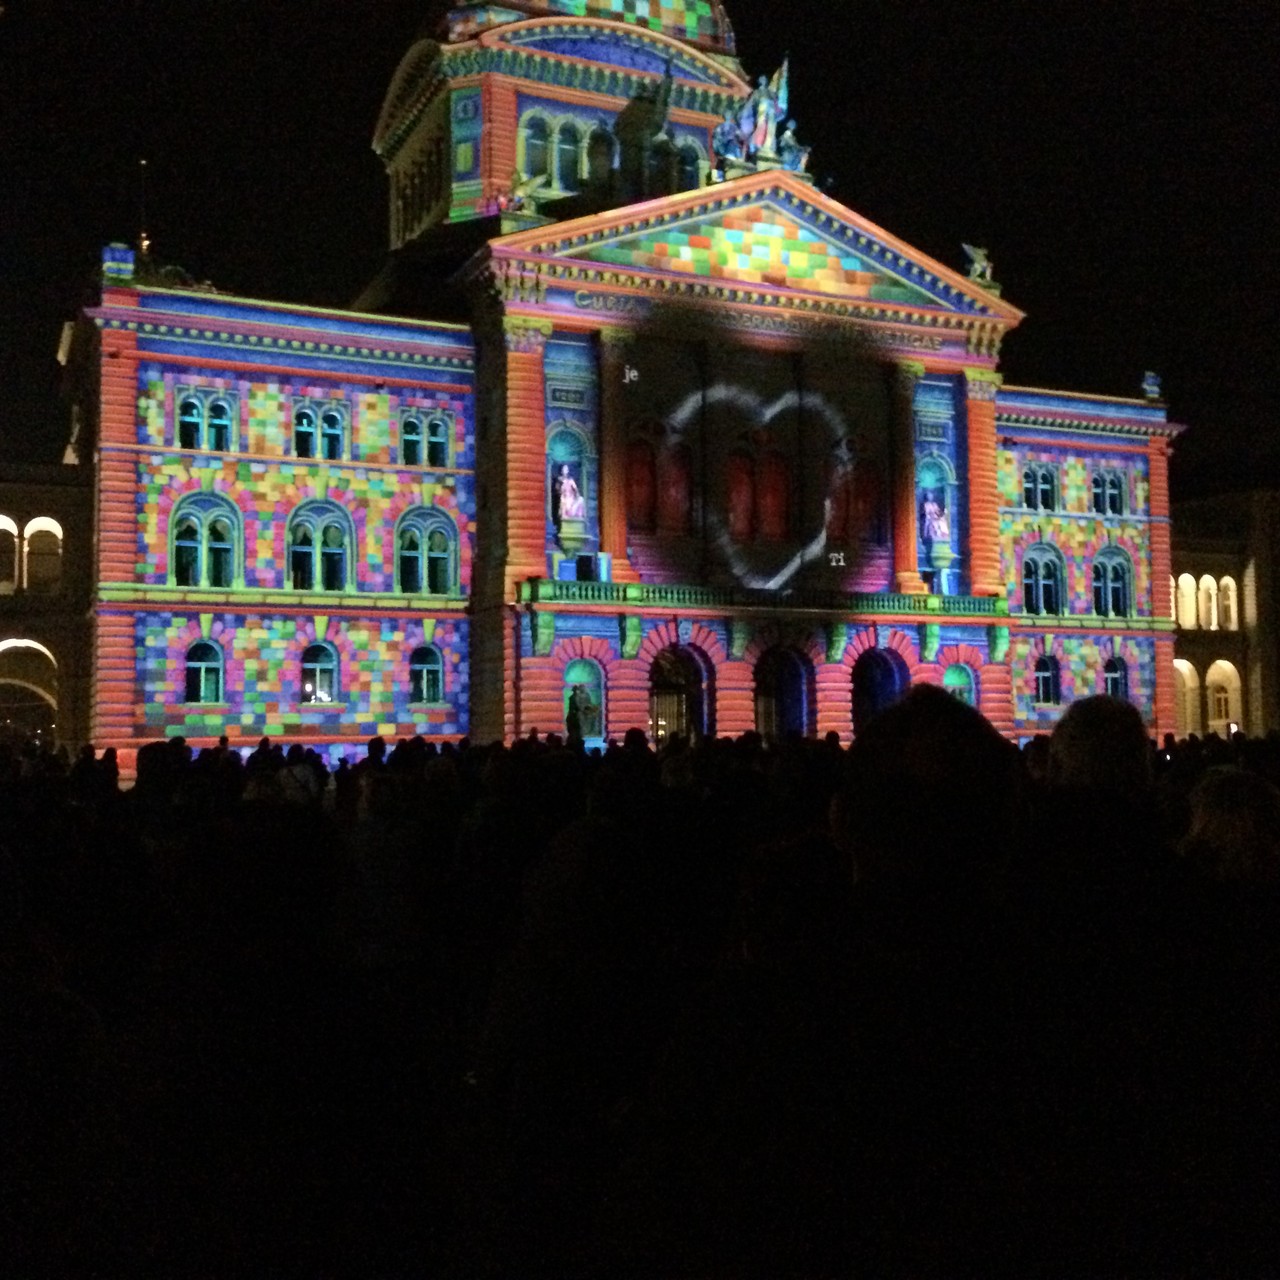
1171;492;1280;738
82;0;1180;762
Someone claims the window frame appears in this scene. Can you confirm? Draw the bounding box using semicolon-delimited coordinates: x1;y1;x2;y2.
288;503;354;593
300;642;339;705
1034;656;1062;706
1022;464;1058;513
184;639;224;705
409;644;445;705
170;496;241;590
1104;657;1129;701
1022;544;1064;616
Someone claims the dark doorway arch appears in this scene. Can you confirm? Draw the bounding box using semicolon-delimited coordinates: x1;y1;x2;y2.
754;647;814;740
649;646;714;744
0;639;58;742
851;647;909;734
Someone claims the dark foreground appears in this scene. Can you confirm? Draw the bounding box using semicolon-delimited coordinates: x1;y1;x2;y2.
3;691;1279;1278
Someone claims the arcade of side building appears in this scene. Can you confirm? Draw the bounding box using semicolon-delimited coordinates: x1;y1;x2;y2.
69;0;1184;770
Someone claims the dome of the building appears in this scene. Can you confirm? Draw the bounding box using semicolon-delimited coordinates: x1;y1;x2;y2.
444;1;735;53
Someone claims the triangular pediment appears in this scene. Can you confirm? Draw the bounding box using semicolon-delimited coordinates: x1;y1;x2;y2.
490;171;1025;322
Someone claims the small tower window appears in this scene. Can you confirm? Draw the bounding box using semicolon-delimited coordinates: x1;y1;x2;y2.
207;400;233;451
295;408;317;459
426;418;449;468
1104;657;1129;701
524;116;549;181
402;417;423;466
556;122;581;191
321;409;344;461
178;398;203;449
1035;656;1062;706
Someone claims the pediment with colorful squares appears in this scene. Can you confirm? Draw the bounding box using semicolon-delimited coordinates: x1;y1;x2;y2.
488;172;1025;330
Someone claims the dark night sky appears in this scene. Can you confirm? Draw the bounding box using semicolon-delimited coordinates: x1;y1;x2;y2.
1;1;1275;496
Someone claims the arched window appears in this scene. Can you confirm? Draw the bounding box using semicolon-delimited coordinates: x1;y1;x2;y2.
320;522;347;590
170;498;240;589
399;529;423;593
1023;465;1057;512
564;658;605;739
1092;550;1131;618
627;440;657;534
1206;659;1243;735
301;643;338;704
1173;659;1201;737
1106;472;1125;515
726;452;754;542
174;516;201;586
587;127;615;186
678;144;701;190
1219;577;1239;631
23;518;63;595
409;645;444;703
397;510;457;595
943;663;976;706
757;452;790;541
288;505;353;592
556;122;581;191
1034;656;1061;706
0;515;17;595
294;407;317;459
523;116;549;180
290;525;315;590
321;408;345;461
426;418;449;468
184;640;223;704
1104;657;1129;701
207;400;233;451
427;529;451;593
1177;573;1198;630
402;417;423;465
207;517;234;588
1022;545;1063;616
178;397;203;449
1198;574;1219;630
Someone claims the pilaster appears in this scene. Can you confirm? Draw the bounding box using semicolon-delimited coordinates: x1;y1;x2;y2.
963;369;1004;597
891;361;928;595
503;315;553;596
597;327;639;582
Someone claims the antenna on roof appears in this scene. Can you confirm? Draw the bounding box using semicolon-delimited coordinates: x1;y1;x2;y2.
138;158;151;259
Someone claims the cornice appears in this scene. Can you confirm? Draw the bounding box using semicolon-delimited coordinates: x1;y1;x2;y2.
91;314;475;375
440;38;740;117
997;410;1182;440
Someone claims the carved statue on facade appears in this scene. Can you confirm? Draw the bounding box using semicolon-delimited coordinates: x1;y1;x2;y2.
737;59;788;159
778;120;810;173
1142;370;1163;402
962;243;994;284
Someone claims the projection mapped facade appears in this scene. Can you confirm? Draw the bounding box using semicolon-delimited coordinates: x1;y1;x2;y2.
84;0;1180;763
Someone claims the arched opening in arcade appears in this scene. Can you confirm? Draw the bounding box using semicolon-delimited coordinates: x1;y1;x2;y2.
753;647;814;740
851;647;910;734
1205;659;1243;738
0;638;58;742
649;645;713;745
1173;658;1201;738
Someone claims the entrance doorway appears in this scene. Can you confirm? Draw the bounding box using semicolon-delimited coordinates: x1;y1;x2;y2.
649;646;713;744
754;647;813;740
851;647;908;733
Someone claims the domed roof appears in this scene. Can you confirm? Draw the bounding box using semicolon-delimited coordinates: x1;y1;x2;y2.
444;1;735;53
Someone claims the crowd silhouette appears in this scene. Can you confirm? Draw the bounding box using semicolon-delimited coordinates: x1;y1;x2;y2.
3;693;1279;1277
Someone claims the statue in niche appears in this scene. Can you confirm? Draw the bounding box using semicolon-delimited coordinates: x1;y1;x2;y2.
920;489;950;545
553;463;585;525
778;120;810;173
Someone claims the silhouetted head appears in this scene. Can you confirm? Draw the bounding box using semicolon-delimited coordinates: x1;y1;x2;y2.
1049;695;1151;799
1182;766;1280;884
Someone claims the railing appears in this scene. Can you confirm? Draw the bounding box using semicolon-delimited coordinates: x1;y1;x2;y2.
520;578;1009;616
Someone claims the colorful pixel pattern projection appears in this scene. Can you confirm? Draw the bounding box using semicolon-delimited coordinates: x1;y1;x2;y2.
452;0;730;46
1010;634;1156;730
136;612;469;741
580;207;935;302
132;366;474;594
998;447;1153;616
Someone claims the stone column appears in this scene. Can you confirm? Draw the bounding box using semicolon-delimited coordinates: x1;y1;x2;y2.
891;361;928;595
963;369;1004;597
597;327;638;582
